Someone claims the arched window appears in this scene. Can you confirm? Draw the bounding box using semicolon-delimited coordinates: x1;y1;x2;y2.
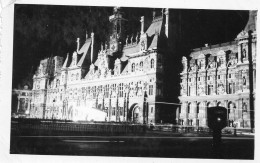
151;59;155;68
131;63;135;72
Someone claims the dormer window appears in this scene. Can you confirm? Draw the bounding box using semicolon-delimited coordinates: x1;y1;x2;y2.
131;63;135;72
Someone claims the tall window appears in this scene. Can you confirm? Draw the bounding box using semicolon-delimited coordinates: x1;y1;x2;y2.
151;107;154;114
105;85;109;98
149;85;153;95
131;63;135;72
208;85;213;95
119;107;123;116
112;84;116;92
229;82;235;94
187;103;191;113
112;107;116;116
151;59;155;68
98;85;103;94
140;61;143;71
92;86;96;98
86;87;90;96
119;83;124;97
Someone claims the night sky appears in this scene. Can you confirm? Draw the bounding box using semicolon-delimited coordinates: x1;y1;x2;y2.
12;4;249;89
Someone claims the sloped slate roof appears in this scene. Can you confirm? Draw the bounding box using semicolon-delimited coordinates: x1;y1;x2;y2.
145;17;163;37
148;34;159;50
122;44;139;56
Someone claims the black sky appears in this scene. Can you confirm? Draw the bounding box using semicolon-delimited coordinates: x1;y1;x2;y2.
12;4;249;89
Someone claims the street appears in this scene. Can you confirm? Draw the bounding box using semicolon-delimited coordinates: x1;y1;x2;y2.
10;134;254;159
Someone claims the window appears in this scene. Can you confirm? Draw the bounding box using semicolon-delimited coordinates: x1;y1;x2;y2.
242;103;247;112
151;59;155;68
229;74;232;78
112;107;116;116
188;86;191;96
76;73;79;80
119;83;124;97
92;86;96;98
140;61;143;71
149;85;153;95
229;82;235;94
208;76;210;80
112;84;116;92
119;107;123;116
208;85;213;95
105;85;109;98
98;85;103;94
151;107;154;114
218;75;220;79
187;103;191;113
131;63;135;72
86;87;90;95
198;77;200;81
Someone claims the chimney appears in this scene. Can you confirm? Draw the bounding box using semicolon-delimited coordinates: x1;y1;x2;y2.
165;8;169;38
91;32;94;63
140;16;144;34
76;38;80;53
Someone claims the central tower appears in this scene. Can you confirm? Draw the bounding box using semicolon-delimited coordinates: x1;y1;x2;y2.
109;7;127;55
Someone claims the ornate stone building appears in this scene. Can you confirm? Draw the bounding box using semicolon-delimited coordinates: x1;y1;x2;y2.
178;11;257;129
30;7;175;124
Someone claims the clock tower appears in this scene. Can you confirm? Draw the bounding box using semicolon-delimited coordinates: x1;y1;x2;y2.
109;7;127;55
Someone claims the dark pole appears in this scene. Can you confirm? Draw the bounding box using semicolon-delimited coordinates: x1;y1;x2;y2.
248;30;254;133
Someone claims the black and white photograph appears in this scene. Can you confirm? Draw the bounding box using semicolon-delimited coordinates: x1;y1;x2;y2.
0;0;258;162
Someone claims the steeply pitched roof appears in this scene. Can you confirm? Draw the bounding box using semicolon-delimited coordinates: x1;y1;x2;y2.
122;44;139;56
77;40;91;67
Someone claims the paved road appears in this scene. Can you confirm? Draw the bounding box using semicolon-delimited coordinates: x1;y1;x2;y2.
10;135;254;159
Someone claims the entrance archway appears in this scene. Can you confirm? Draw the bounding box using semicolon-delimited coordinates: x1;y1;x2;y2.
133;106;140;123
128;103;141;123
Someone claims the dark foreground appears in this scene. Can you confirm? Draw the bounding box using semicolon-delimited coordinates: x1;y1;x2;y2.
10;133;254;159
